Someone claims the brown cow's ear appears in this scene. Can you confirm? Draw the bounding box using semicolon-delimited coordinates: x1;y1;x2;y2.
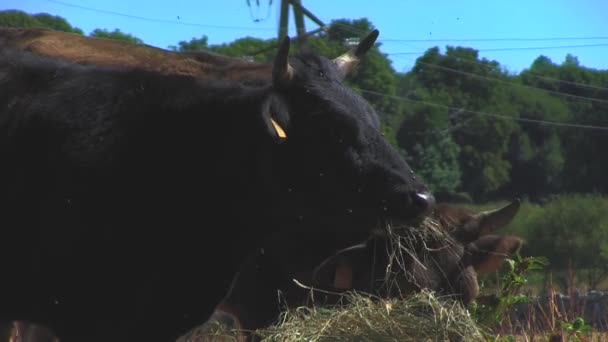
448;199;520;244
312;243;369;291
475;199;521;236
469;235;523;274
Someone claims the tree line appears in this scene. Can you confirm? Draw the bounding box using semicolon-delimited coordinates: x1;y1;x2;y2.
3;10;608;203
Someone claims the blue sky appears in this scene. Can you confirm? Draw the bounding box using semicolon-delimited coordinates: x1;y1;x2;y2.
3;0;608;73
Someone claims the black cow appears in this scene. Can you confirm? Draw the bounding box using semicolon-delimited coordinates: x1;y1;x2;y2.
180;201;522;341
0;29;433;341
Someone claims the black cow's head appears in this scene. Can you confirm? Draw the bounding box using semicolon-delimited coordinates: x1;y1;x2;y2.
259;30;433;226
311;200;523;305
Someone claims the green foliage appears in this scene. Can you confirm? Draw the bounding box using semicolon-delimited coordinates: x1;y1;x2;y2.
0;9;39;27
521;55;608;195
209;37;275;62
326;18;375;42
511;194;608;289
170;34;275;63
32;13;83;34
471;253;549;327
89;28;144;45
396;103;462;194
406;46;520;198
0;10;82;34
168;35;209;52
560;317;592;342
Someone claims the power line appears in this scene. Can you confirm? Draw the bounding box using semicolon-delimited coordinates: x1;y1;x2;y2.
326;22;608;81
393;53;608;92
401;60;608;104
330;19;608;129
357;88;608;131
42;1;608;97
326;21;608;44
381;37;608;43
388;43;608;56
290;19;608;104
523;72;608;92
46;0;275;31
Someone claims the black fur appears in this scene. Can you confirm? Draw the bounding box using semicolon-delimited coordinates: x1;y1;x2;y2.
0;43;430;341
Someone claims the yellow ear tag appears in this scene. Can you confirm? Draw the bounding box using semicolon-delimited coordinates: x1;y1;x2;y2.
271;117;287;139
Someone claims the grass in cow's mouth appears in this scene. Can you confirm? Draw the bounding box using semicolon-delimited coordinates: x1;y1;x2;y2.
379;216;455;293
254;290;487;342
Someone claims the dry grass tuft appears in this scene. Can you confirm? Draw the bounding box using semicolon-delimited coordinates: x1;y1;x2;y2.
255;290;487;342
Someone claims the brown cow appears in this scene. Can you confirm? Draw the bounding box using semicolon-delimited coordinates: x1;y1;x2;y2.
179;201;522;341
0;27;271;82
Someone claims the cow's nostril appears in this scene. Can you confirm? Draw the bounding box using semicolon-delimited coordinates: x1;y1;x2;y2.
411;191;435;214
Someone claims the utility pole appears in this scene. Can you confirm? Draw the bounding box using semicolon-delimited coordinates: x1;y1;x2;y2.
248;0;327;56
277;0;326;47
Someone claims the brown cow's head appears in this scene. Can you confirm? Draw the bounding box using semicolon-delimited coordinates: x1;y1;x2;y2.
311;200;523;305
180;201;522;341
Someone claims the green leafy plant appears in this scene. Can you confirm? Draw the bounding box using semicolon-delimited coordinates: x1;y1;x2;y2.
559;317;592;342
471;253;549;339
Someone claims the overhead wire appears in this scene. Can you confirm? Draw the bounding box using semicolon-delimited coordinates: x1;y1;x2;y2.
329;22;608;98
381;36;608;43
393;53;608;92
356;88;608;131
46;0;275;31
392;58;608;104
42;1;608;130
388;43;608;55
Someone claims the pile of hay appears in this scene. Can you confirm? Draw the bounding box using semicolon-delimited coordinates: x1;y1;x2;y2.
176;320;243;342
254;290;488;342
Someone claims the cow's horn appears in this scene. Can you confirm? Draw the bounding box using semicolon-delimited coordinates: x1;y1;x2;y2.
333;29;379;79
273;36;294;83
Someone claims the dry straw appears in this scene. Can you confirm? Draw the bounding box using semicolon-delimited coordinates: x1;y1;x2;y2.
255;290;487;342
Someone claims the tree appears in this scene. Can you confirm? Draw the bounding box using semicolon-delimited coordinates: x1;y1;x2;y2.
89;28;143;45
209;37;275;62
168;35;209;52
0;10;82;34
409;46;518;199
396;102;462;195
500;83;569;200
521;54;608;195
170;35;275;63
523;194;608;290
33;13;83;34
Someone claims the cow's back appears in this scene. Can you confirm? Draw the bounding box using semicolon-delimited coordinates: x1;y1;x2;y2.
0;48;278;341
0;27;272;82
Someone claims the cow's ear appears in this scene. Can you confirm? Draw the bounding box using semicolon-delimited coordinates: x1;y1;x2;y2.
454;199;521;243
475;199;521;236
312;243;370;291
262;94;290;143
468;235;523;274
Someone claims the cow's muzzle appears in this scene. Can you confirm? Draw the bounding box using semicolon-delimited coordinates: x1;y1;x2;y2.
410;190;435;217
